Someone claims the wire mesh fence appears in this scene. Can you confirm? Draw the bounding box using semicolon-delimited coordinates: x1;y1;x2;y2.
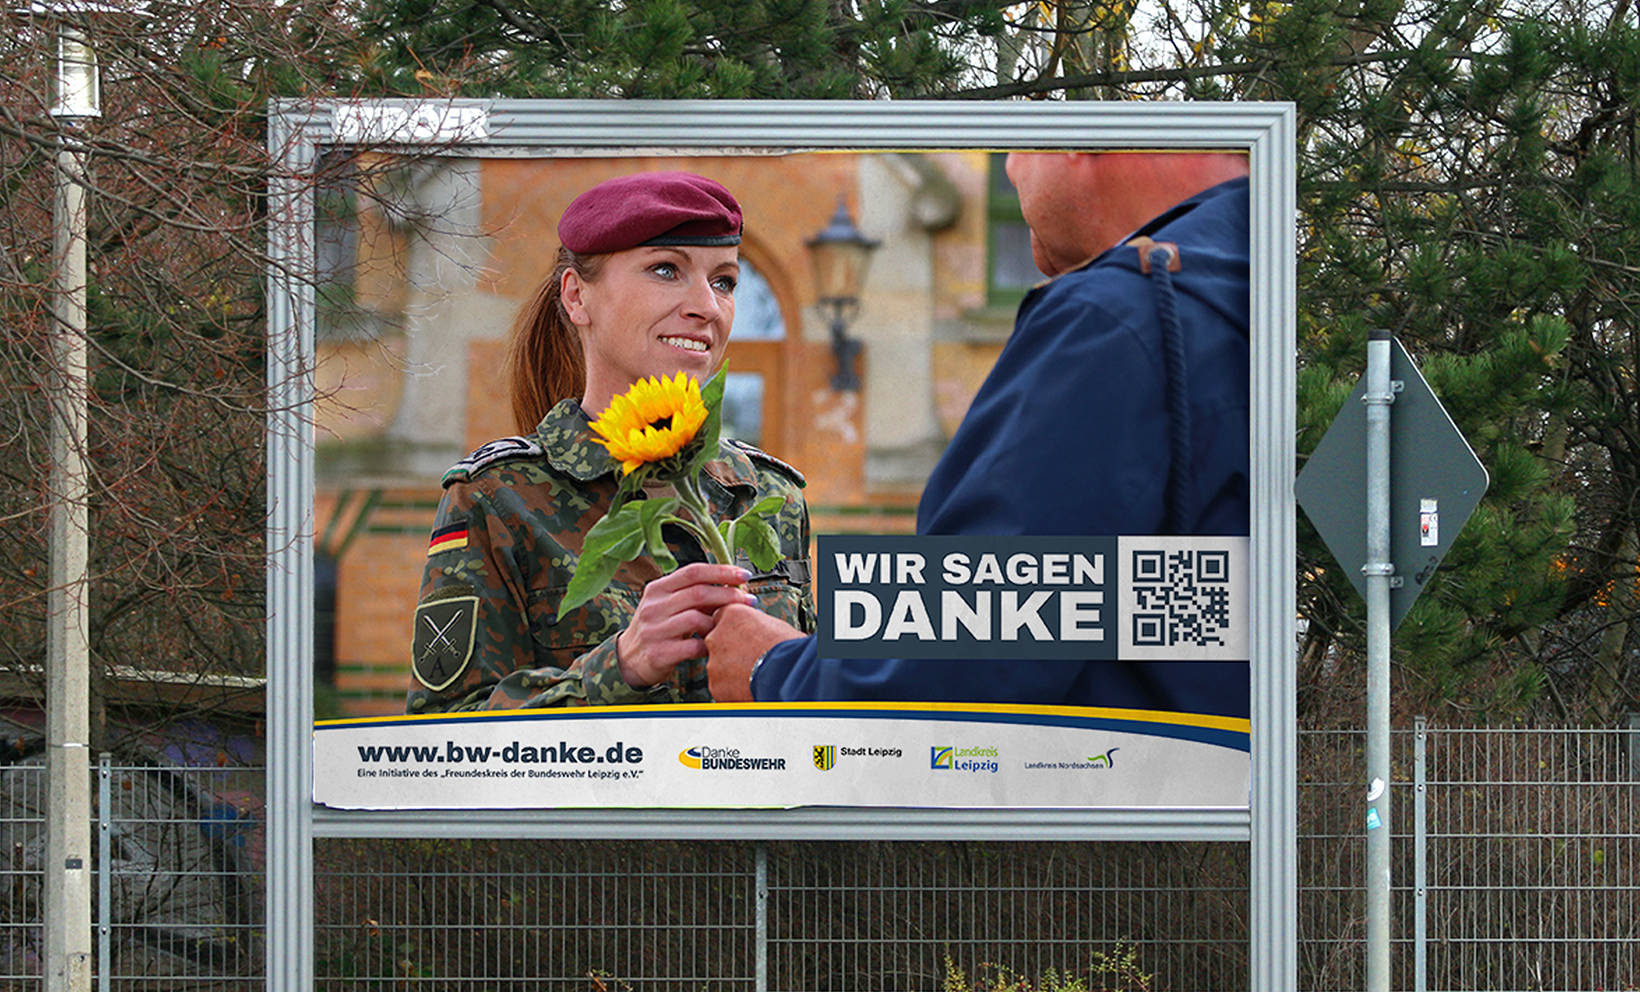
307;839;1249;991
1295;724;1640;992
311;840;761;990
1;757;265;992
1418;725;1640;991
764;841;1248;991
2;724;1638;991
98;762;264;991
2;757;45;990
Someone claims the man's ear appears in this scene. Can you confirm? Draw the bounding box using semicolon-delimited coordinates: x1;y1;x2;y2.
561;268;591;327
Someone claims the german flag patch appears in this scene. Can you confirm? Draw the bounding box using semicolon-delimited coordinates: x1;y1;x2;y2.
427;522;469;556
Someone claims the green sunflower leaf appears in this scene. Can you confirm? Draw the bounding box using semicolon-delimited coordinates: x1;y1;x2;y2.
748;494;785;518
580;500;646;560
639;497;680;572
560;503;646;615
686;362;729;478
732;511;780;572
558;556;620;617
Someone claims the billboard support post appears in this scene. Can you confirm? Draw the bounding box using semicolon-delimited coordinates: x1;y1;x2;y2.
755;843;769;992
1363;328;1396;992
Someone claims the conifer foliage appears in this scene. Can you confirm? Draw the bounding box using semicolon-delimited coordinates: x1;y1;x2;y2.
352;0;1009;98
6;0;1640;723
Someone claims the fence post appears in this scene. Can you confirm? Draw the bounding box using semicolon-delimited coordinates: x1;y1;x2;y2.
96;755;109;992
755;843;769;992
1413;718;1428;992
1626;713;1639;774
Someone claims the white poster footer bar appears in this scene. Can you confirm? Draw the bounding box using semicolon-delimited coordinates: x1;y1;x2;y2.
314;704;1249;810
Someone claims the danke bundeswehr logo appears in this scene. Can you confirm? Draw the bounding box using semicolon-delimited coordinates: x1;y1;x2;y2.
676;745;787;771
813;745;836;771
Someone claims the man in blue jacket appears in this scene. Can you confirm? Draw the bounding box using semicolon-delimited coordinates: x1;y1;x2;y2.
706;150;1252;718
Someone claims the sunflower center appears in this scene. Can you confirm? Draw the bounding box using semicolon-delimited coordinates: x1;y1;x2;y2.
649;416;673;431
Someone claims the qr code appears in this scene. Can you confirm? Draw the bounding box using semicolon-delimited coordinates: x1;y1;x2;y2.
1129;548;1233;648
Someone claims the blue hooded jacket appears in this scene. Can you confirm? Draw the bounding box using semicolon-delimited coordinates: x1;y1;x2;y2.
751;177;1251;717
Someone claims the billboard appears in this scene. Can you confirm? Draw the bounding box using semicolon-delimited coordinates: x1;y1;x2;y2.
268;101;1294;825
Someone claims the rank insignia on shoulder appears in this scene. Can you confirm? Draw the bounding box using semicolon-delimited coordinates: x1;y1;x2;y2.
724;438;805;486
412;593;478;692
442;436;544;487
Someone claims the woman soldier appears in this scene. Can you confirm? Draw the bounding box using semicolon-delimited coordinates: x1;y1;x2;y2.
406;172;813;712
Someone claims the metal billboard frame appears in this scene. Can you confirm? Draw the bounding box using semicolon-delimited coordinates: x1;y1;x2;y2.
265;99;1296;990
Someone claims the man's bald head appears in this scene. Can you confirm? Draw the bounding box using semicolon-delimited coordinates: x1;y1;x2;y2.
1004;151;1249;278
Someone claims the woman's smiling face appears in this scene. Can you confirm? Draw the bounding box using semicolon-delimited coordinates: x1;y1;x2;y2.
563;244;740;414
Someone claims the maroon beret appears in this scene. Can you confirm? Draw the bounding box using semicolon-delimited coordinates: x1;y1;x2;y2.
557;171;743;254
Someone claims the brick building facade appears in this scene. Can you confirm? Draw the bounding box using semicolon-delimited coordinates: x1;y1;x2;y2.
314;152;1026;714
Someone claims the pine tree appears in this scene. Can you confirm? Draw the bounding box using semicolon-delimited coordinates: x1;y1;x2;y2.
1175;0;1639;719
939;0;1640;720
351;0;1008;98
14;0;1640;722
344;0;1640;718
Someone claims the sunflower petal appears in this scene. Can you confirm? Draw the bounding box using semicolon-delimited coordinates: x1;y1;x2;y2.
587;372;711;474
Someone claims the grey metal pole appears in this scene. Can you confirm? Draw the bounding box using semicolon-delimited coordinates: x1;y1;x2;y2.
1248;112;1299;992
45;21;98;992
1626;712;1639;774
1413;717;1428;992
1363;329;1395;992
97;755;111;992
264;107;317;992
754;842;769;992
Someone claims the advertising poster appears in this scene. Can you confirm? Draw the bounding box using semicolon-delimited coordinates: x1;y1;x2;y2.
305;131;1257;811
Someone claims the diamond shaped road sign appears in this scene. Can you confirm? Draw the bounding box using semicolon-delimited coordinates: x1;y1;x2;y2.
1295;337;1489;630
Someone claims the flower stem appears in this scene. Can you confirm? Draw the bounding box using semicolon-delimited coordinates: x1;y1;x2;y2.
674;476;733;564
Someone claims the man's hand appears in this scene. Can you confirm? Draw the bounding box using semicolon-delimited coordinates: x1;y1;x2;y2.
705;603;804;702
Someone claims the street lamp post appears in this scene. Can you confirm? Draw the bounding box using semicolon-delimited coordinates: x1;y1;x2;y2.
805;199;879;392
44;15;98;992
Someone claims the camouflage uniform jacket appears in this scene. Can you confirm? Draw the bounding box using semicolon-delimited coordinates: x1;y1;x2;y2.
406;397;813;713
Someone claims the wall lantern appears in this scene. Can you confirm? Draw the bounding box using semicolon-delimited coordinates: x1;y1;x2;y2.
805;198;880;391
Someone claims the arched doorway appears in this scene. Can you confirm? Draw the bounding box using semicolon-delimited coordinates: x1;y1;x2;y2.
720;258;788;455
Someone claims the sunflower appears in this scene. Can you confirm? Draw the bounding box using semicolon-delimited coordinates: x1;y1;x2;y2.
588;371;709;474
